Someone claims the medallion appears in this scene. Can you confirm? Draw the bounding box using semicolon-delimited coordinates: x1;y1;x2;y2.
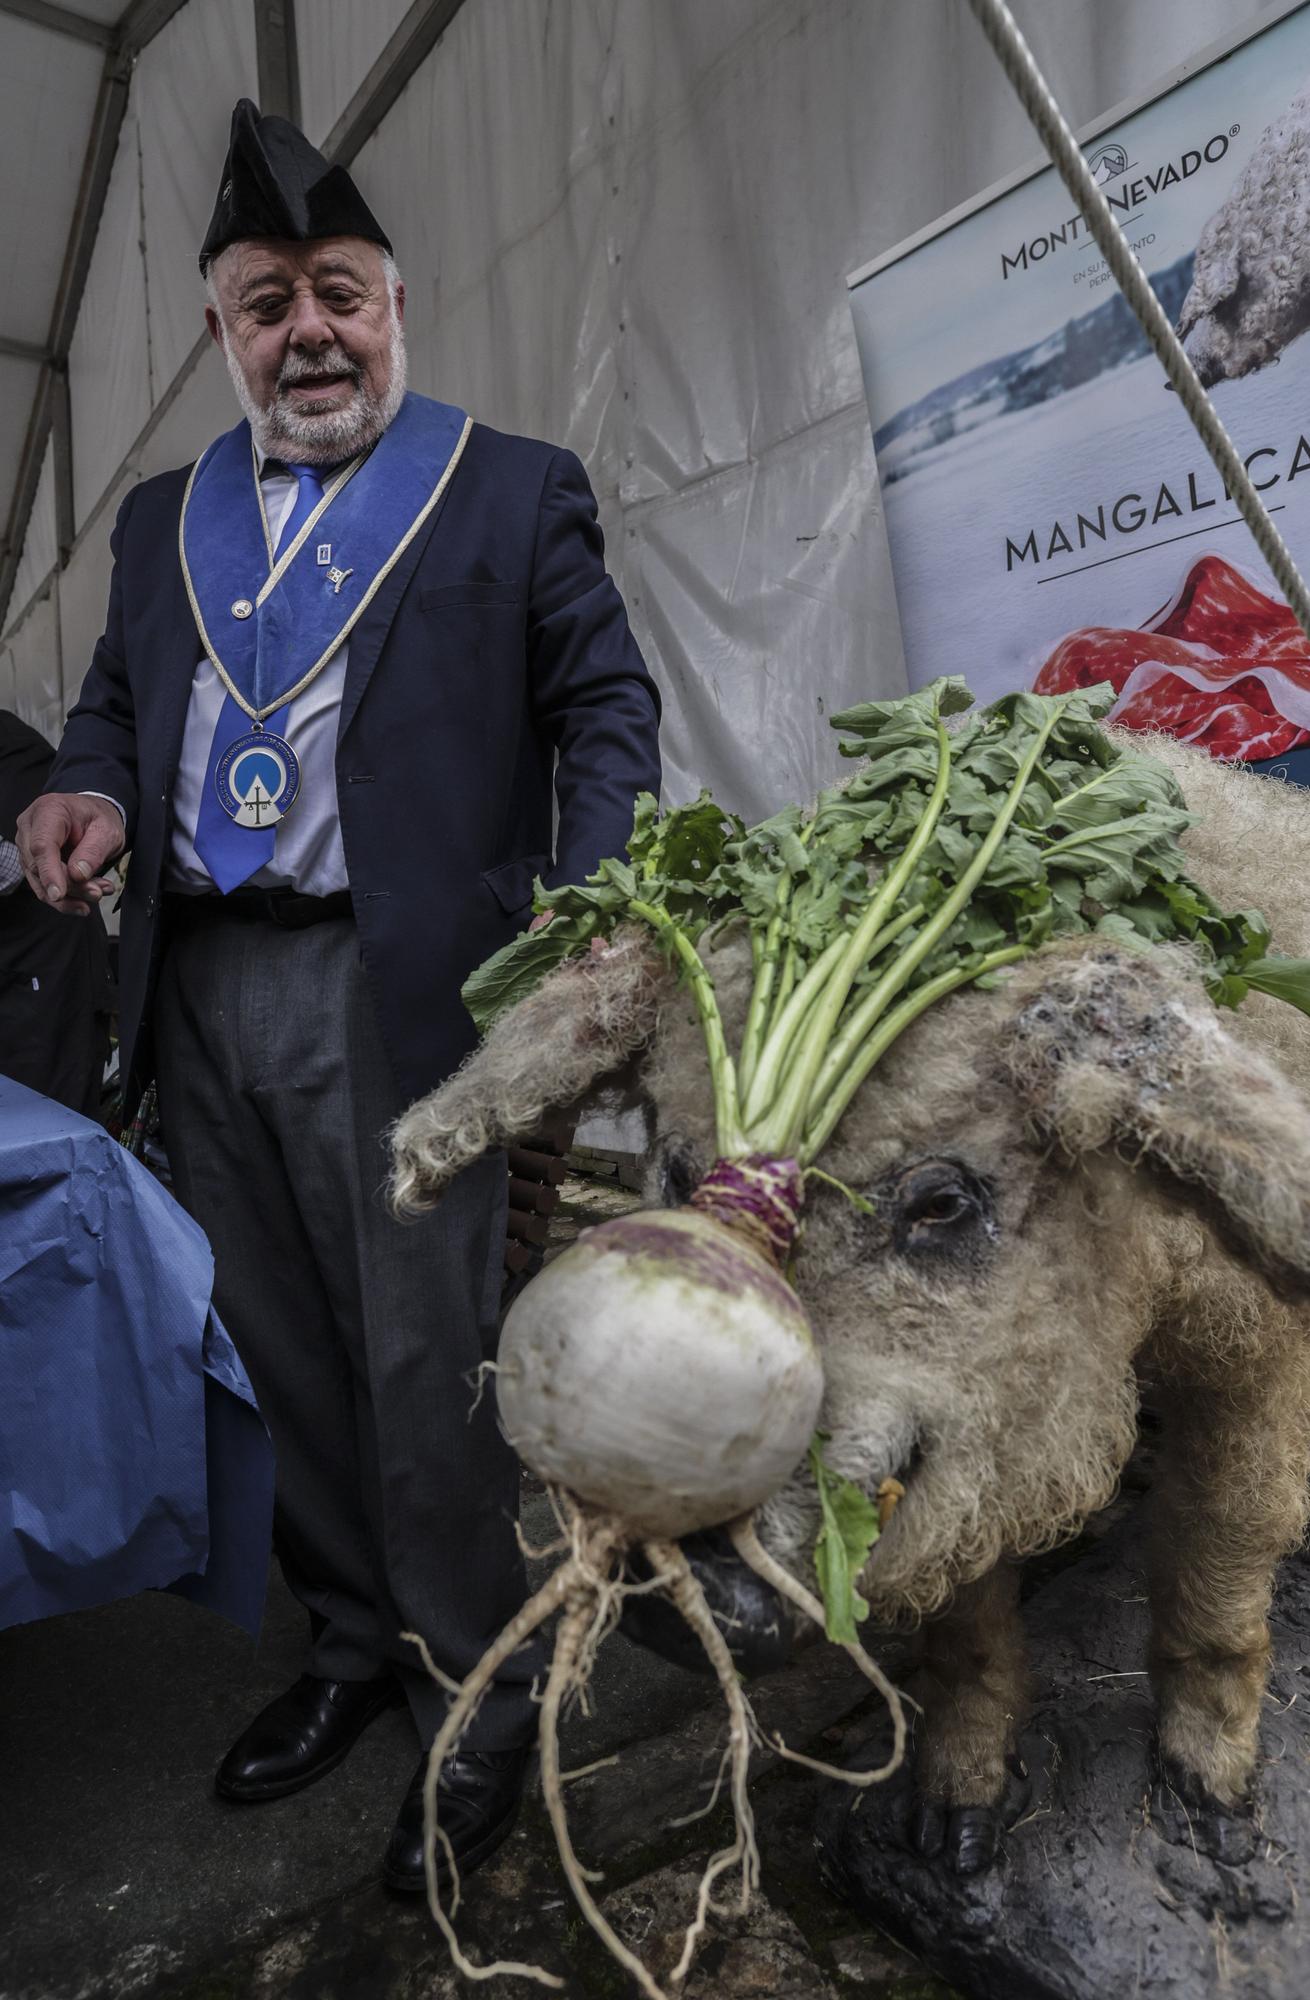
214;728;301;828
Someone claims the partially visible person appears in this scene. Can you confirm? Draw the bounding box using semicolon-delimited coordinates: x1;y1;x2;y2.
0;709;112;1116
16;99;660;1894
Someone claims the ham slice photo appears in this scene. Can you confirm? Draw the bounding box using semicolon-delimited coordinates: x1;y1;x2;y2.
1033;554;1310;762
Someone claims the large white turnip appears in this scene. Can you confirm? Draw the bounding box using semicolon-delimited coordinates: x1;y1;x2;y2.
408;1156;903;1998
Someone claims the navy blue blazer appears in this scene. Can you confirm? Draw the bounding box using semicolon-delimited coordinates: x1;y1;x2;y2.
48;422;662;1116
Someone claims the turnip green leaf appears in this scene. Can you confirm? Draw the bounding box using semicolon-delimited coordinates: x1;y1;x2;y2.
808;1434;880;1645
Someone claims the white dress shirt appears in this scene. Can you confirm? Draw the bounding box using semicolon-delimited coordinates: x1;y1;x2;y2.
167;457;350;895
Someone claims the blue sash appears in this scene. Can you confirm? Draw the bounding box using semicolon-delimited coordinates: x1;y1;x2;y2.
179;391;471;714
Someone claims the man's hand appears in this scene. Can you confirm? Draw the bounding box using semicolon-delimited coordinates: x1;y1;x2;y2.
16;793;124;917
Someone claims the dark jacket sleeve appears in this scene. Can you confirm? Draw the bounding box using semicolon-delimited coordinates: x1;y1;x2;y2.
46;486;141;843
0;712;55;840
526;448;661;887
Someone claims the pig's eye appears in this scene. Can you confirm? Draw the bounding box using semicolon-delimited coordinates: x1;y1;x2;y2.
908;1187;971;1225
659;1138;701;1208
891;1159;995;1261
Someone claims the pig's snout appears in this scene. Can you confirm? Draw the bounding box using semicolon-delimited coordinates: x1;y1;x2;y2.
1179;316;1225;389
619;1527;799;1678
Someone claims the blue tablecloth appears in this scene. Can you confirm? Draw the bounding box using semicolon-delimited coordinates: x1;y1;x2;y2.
0;1077;273;1635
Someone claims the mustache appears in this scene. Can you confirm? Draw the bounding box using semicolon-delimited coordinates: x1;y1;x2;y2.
277;348;362;392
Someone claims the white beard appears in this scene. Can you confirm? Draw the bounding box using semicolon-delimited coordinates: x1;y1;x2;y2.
222;309;408;465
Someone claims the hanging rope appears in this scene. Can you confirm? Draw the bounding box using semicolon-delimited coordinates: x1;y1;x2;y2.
965;0;1310;648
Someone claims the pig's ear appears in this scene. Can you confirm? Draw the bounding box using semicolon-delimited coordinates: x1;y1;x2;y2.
389;927;670;1212
1002;943;1310;1292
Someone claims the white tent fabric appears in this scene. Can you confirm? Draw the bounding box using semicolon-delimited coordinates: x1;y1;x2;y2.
69;107;154;532
0;19;105;350
297;0;415;146
53;343;239;714
2;0;1272;826
0;353;45;580
10;437;57;624
135;0;260;398
3;587;61;748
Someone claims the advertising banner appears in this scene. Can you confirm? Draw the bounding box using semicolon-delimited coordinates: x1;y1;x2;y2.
849;1;1310;764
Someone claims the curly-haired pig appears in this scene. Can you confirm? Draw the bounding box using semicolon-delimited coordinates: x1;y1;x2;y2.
390;733;1310;1877
1176;78;1310;385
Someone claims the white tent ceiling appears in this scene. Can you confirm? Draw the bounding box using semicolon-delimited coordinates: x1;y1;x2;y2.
0;0;1276;796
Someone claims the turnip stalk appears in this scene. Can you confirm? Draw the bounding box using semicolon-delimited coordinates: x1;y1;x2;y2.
741;713;953;1159
771;934;800;1025
744;904;926;1126
736;860;797;1101
739;930;852;1125
627;899;743;1155
804;705;1069;1122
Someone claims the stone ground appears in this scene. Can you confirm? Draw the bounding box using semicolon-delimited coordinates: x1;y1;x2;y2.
0;1172;957;2000
819;1518;1310;2000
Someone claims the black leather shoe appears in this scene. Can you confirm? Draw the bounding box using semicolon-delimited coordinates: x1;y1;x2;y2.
383;1744;533;1893
215;1673;404;1802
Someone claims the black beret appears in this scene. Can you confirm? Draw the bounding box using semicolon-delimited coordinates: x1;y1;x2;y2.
200;99;391;275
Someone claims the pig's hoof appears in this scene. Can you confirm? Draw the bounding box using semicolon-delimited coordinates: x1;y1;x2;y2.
908;1795;1002;1875
1151;1755;1258;1866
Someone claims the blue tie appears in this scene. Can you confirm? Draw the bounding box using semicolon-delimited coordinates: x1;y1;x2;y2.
193;465;324;894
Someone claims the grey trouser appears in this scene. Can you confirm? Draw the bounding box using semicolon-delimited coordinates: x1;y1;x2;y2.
154;911;536;1750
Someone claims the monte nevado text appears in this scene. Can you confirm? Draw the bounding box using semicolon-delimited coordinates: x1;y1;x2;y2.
1004;434;1310;574
999;134;1232;280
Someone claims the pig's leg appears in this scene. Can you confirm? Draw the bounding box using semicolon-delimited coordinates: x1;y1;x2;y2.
1148;1377;1302;1862
907;1559;1025;1875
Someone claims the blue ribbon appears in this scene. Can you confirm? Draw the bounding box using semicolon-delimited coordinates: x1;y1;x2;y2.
192;465;322;892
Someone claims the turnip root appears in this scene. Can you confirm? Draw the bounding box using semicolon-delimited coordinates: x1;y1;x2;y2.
409;1157;906;1999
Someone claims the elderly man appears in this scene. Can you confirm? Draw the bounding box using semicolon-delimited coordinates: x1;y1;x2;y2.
17;101;661;1890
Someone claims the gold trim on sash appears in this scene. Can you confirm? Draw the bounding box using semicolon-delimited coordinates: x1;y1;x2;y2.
177;415;474;727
